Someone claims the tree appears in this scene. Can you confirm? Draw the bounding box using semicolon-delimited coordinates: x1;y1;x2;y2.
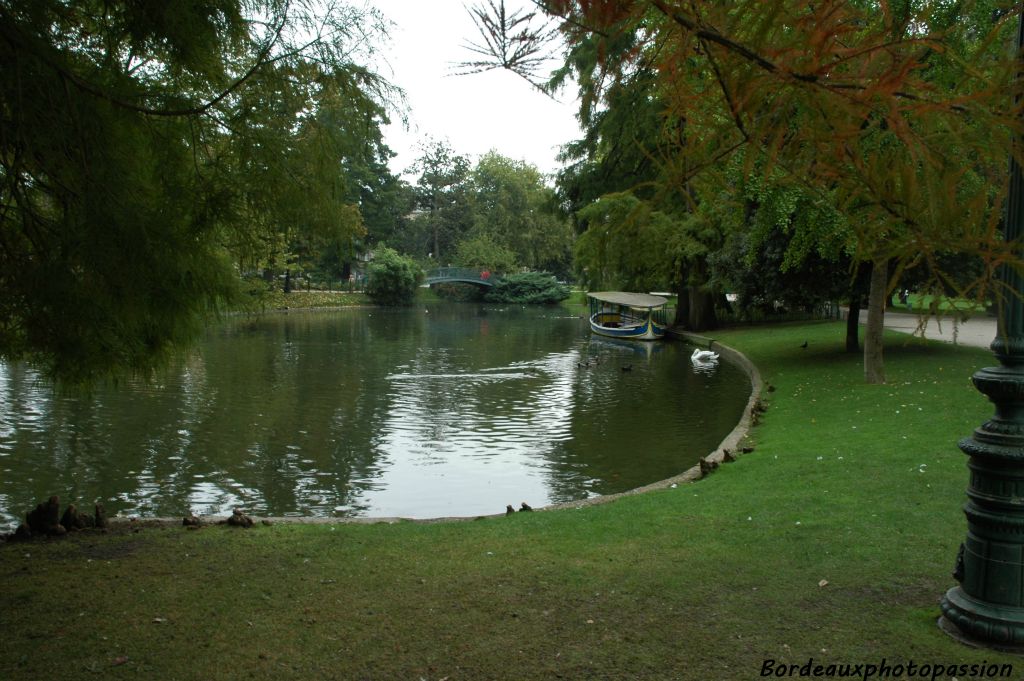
454;233;519;273
0;0;399;382
365;180;419;255
706;154;869;350
546;14;728;330
365;246;424;306
407;139;473;262
469;151;574;276
466;0;1022;382
573;193;677;292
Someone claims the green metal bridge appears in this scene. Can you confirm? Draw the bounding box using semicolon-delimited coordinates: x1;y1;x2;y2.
424;267;501;287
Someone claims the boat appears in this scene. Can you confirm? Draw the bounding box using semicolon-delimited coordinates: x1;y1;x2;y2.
587;291;668;341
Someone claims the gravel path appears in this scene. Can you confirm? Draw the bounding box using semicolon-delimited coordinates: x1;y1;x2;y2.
881;310;996;350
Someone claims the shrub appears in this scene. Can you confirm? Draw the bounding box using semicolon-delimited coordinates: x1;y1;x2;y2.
365;247;423;306
484;272;569;305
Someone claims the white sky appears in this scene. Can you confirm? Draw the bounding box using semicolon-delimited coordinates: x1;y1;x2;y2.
368;0;581;180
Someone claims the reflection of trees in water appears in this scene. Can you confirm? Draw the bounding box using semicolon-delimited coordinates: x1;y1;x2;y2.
0;307;749;524
366;306;584;514
0;363;186;523
0;311;410;521
183;311;414;516
539;341;750;503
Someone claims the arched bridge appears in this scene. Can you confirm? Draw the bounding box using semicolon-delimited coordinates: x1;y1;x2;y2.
425;267;501;287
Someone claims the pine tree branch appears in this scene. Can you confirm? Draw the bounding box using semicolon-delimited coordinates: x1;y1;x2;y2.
454;0;561;93
697;37;749;142
648;0;969;114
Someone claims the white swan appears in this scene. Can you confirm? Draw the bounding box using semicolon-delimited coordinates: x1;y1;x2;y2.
691;348;719;362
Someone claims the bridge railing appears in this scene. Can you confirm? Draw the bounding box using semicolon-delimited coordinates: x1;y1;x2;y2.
425;267;500;285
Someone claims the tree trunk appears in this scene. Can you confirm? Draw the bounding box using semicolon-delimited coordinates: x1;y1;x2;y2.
674;281;690;327
846;295;861;353
864;258;888;384
431;192;440;260
717;292;733;315
688;287;718;331
284;268;292;294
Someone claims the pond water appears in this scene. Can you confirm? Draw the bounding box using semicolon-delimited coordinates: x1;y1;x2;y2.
0;305;750;528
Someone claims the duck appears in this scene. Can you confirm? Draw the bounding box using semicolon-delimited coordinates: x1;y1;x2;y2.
691;348;719;362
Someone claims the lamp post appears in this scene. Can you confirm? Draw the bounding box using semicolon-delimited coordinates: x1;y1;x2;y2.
938;7;1024;649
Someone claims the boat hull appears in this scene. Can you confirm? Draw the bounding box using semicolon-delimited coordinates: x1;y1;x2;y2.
589;315;665;340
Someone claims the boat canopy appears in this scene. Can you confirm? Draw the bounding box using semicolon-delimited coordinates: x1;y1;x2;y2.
587;291;668;309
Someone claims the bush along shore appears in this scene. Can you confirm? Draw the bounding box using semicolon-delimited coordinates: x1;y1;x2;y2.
1;320;1020;680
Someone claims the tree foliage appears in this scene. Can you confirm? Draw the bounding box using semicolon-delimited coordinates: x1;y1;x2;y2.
543;7;728;329
469;151;573;276
466;0;1024;375
706;152;862;316
0;0;398;382
406;139;473;262
574;193;676;291
454;233;520;273
548;0;1020;299
400;146;573;278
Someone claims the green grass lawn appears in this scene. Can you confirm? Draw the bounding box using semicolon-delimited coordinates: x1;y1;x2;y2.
901;293;990;317
1;321;1017;680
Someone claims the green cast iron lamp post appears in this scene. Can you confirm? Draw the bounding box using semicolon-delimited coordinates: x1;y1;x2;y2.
939;7;1024;649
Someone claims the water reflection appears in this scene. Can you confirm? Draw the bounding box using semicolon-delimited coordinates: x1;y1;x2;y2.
0;306;750;528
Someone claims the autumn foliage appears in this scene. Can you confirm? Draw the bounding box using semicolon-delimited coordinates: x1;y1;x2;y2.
545;0;1023;303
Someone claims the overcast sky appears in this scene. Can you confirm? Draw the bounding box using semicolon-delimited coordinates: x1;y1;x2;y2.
368;0;581;180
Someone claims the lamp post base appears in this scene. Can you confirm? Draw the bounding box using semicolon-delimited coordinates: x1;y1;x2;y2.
939;587;1024;654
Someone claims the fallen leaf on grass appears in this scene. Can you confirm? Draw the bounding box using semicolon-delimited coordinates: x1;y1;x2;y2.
818;579;829;588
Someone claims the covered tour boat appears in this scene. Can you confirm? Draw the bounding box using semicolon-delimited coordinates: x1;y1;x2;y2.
587;291;668;341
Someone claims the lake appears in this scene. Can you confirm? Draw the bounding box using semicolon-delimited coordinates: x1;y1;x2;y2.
0;305;750;528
